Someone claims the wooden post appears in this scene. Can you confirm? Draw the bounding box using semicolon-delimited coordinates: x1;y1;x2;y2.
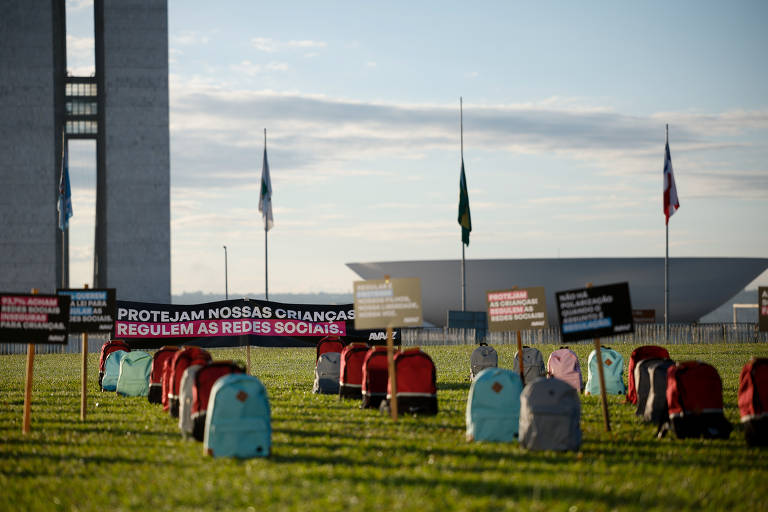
246;343;251;375
80;284;89;421
585;282;611;432
22;288;38;434
516;330;525;386
386;326;398;421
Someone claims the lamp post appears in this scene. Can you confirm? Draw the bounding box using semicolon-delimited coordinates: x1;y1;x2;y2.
222;245;228;300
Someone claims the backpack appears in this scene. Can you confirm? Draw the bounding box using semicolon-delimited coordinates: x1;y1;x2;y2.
466;368;523;442
585;347;626;395
98;340;130;388
204;373;271;458
168;346;212;417
627;345;670;404
380;347;437;416
116;351;153;397
512;346;546;385
161;357;175;412
643;359;675;425
191;361;246;442
339;343;369;399
313;352;341;394
660;361;732;440
316;335;345;362
178;362;206;437
470;343;498;381
101;350;128;392
148;346;179;404
738;358;768;446
633;358;662;419
547;347;582;392
361;346;392;409
519;377;581;451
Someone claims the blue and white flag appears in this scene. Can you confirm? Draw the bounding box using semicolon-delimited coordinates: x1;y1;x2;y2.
58;139;73;231
663;140;679;225
258;144;274;231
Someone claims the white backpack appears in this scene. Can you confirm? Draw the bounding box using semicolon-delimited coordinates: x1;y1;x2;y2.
313;352;341;394
470;343;498;380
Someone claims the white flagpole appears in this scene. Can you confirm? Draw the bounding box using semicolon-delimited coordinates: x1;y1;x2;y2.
264;128;269;301
460;97;466;312
665;124;669;342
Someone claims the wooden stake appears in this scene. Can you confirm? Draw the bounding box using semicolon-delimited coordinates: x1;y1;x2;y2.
516;330;525;386
22;288;38;434
386;326;398;421
585;282;611;432
80;284;88;421
246;342;251;375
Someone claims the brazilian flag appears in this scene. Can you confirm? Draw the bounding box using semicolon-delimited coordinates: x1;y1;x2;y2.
458;160;471;246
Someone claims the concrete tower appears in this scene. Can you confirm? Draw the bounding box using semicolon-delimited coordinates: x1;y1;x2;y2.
0;0;170;302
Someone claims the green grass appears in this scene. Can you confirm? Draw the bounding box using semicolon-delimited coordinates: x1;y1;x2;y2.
2;343;768;512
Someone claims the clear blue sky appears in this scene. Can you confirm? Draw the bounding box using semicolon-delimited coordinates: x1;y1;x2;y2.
64;0;768;296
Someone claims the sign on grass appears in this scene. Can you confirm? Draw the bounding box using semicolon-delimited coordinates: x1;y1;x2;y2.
556;282;634;342
760;287;768;333
486;287;547;331
353;278;422;330
0;292;71;344
57;288;116;334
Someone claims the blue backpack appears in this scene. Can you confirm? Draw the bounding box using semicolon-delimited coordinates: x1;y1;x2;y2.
101;350;128;392
585;347;626;395
116;351;153;397
466;368;523;442
204;373;271;458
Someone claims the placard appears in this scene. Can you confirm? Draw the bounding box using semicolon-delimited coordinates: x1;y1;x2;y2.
353;278;422;330
57;288;116;334
486;287;547;331
0;293;71;344
760;287;768;333
556;282;634;342
632;309;656;324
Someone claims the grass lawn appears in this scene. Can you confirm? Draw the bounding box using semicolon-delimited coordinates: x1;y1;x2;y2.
2;342;768;512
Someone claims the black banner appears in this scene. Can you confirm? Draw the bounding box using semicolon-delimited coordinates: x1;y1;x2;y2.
1;292;71;344
760;287;768;333
114;299;399;349
57;288;116;334
556;282;634;342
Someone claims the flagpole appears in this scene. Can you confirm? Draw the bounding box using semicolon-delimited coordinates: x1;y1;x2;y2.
665;124;669;343
264;128;269;301
460;97;466;312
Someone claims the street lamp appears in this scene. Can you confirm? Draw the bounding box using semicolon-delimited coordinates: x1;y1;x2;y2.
223;245;228;300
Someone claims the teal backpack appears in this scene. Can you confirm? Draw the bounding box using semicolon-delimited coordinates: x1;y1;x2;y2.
116;351;153;397
101;350;128;392
466;367;523;442
585;347;626;395
204;373;271;458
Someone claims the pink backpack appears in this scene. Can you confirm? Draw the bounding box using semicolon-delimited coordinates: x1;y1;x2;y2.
547;348;583;392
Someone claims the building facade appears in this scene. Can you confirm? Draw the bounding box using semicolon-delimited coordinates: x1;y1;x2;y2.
0;0;170;302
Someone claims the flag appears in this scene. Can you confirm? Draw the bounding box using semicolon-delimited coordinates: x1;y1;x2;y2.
458;159;472;245
57;139;73;231
663;140;680;225
258;145;274;231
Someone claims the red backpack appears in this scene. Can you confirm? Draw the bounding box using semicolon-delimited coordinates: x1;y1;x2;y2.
361;346;392;409
339;343;369;399
661;361;732;439
190;361;245;441
627;345;670;404
316;335;345;363
168;347;212;417
738;358;768;446
148;346;179;404
383;347;438;416
98;340;130;388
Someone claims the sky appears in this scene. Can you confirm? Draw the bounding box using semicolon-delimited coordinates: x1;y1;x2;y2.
63;0;768;297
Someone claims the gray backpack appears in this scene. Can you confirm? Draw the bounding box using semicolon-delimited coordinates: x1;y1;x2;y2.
313;352;341;394
633;358;661;418
178;364;205;437
470;343;498;380
519;378;581;451
643;359;675;425
513;346;547;385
